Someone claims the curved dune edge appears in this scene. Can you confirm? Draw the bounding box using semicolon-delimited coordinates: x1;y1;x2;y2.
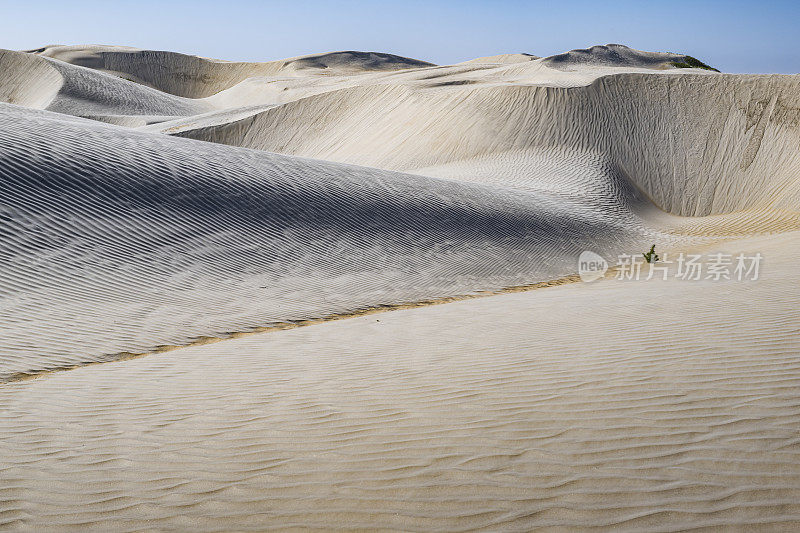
1;102;688;379
4;274;582;384
28;45;436;98
7;221;763;384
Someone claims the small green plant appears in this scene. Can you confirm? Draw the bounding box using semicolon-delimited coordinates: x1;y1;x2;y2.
643;244;659;263
670;55;720;72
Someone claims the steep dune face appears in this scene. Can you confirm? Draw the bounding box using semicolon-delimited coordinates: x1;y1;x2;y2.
42;58;212;117
0;48;211;118
0;50;63;108
164;72;800;216
32;45;434;98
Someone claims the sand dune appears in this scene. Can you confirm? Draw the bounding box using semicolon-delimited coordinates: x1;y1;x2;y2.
0;48;211;120
1;43;799;530
147;72;800;217
459;52;541;64
0;50;63;108
30;44;434;98
0;102;680;380
541;43;720;71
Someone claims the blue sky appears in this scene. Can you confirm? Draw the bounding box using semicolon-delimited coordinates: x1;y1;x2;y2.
3;0;798;73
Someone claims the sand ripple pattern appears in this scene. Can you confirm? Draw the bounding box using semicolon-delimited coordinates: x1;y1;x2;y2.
2;45;800;531
0;104;671;379
1;233;798;531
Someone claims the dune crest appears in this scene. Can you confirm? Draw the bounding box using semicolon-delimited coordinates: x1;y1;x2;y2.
30;44;434;98
542;43;720;71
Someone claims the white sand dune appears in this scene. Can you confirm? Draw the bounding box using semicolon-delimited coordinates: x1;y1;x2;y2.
1;43;799;530
145;71;800;217
541;43;719;70
0;49;212;120
0;102;681;380
29;44;435;98
459;52;541;64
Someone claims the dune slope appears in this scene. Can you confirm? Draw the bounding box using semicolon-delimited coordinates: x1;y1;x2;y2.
0;48;211;121
159;72;800;217
0;102;680;380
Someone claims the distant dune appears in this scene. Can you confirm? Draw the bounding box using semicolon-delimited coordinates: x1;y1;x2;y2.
1;43;799;531
541;43;720;71
29;44;435;97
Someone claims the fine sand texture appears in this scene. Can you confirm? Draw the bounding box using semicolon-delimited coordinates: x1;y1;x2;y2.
2;232;799;531
1;43;799;530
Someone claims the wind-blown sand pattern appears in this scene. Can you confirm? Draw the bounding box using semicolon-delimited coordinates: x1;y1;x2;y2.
1;43;799;530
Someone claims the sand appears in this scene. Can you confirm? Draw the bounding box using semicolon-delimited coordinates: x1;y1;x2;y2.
2;232;799;530
1;43;799;530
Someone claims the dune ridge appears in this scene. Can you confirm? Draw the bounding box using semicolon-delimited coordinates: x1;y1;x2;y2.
30;44;435;98
541;43;720;71
152;73;800;217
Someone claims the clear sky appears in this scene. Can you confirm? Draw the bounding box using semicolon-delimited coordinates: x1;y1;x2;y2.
2;0;798;73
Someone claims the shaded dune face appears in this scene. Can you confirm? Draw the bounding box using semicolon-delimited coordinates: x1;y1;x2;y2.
0;104;661;379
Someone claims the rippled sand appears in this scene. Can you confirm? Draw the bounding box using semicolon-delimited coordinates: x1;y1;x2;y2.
1;43;799;530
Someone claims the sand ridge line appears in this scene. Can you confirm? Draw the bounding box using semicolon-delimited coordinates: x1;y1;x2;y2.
3;274;582;384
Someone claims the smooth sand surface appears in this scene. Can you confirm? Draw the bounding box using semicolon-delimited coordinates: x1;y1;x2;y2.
1;43;799;530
